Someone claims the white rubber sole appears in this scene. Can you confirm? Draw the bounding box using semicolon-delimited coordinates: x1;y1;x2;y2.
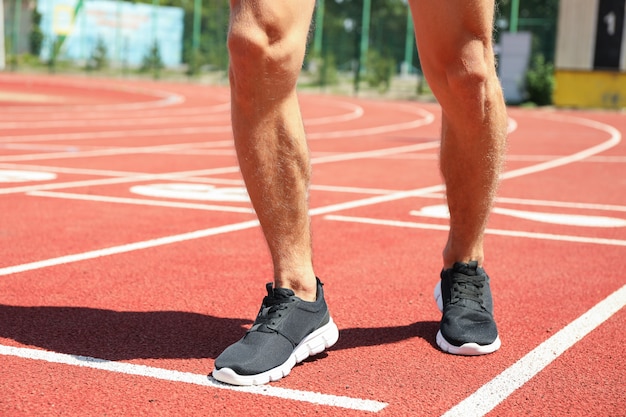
433;281;501;356
212;318;340;386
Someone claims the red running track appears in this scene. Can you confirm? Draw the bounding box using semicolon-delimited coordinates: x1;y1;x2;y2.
0;73;625;416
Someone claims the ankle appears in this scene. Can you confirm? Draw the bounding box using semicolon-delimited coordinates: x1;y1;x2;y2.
274;274;318;302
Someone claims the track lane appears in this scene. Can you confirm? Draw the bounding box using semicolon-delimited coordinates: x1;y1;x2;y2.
0;74;625;416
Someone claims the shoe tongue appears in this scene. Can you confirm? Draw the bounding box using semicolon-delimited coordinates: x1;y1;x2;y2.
265;282;297;299
454;261;480;276
272;287;296;299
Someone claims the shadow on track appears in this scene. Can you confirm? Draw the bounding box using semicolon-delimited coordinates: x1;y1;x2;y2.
0;304;438;360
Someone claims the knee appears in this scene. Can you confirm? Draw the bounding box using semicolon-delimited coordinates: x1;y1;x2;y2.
447;63;490;104
426;39;501;111
227;13;304;94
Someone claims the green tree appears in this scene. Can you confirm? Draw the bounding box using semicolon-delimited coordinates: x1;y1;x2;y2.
29;8;44;56
525;53;554;105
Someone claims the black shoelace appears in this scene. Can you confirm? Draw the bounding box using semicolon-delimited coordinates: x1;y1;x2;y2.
450;275;485;305
250;294;293;331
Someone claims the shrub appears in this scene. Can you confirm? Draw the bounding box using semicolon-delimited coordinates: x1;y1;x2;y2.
525;54;554;106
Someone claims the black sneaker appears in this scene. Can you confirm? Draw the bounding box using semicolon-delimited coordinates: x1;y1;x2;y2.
212;277;339;385
434;261;501;355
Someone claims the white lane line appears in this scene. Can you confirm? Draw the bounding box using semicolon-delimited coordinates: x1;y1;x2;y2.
27;191;255;214
410;204;626;228
0;142;438;196
488;195;626;213
0;220;260;277
324;215;626;247
0;114;230;130
0;345;387;413
0;140;234;162
0;125;233;144
0;167;243;196
500;113;621;180
307;106;434;139
0;101;430;145
4;111;623;274
304;100;365;125
310;141;439;164
0;83;185;113
0;102;230;122
440;283;626;417
0;163;244;184
419;192;626;214
0;162;402;195
1;180;439;278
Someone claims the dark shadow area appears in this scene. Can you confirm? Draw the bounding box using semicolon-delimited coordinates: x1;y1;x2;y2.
0;304;438;361
331;321;440;352
0;304;253;360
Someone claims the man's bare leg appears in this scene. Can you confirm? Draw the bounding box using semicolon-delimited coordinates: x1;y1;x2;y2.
410;0;507;355
212;0;339;385
228;0;318;300
410;0;507;269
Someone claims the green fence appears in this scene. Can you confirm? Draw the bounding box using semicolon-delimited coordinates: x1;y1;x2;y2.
2;0;558;100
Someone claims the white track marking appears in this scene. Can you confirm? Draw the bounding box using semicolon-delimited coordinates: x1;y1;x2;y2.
28;191;255;213
303;100;365;125
0;126;234;144
1;87;623;414
440;284;626;417
307;105;435;139
0;345;387;413
310;184;395;195
2;111;621;273
310;141;439;164
420;192;626;214
506;154;626;163
1;189;445;278
0;102;230;122
0;140;234;162
0;170;57;182
0;220;260;277
491;206;626;227
0;162;400;194
0;101;430;145
411;204;626;227
0;167;242;196
0;142;440;196
500;114;621;180
0;113;230;130
0;162;179;179
129;183;250;202
490;195;626;213
1;147;444;276
0;81;185;113
324;215;626;247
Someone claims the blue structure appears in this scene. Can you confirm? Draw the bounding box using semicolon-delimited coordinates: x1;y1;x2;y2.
38;0;184;68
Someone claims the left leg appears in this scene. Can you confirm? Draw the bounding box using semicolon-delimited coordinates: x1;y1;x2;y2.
409;0;507;355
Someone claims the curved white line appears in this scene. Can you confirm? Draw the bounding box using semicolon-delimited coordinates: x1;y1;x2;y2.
0;113;230;130
308;105;436;140
501;112;622;180
0;77;185;112
304;100;365;125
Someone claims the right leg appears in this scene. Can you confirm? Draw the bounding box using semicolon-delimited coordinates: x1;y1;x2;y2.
228;0;318;301
213;0;339;386
228;0;316;301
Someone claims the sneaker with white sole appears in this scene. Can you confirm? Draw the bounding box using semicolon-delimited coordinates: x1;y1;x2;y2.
212;277;339;385
434;261;501;355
